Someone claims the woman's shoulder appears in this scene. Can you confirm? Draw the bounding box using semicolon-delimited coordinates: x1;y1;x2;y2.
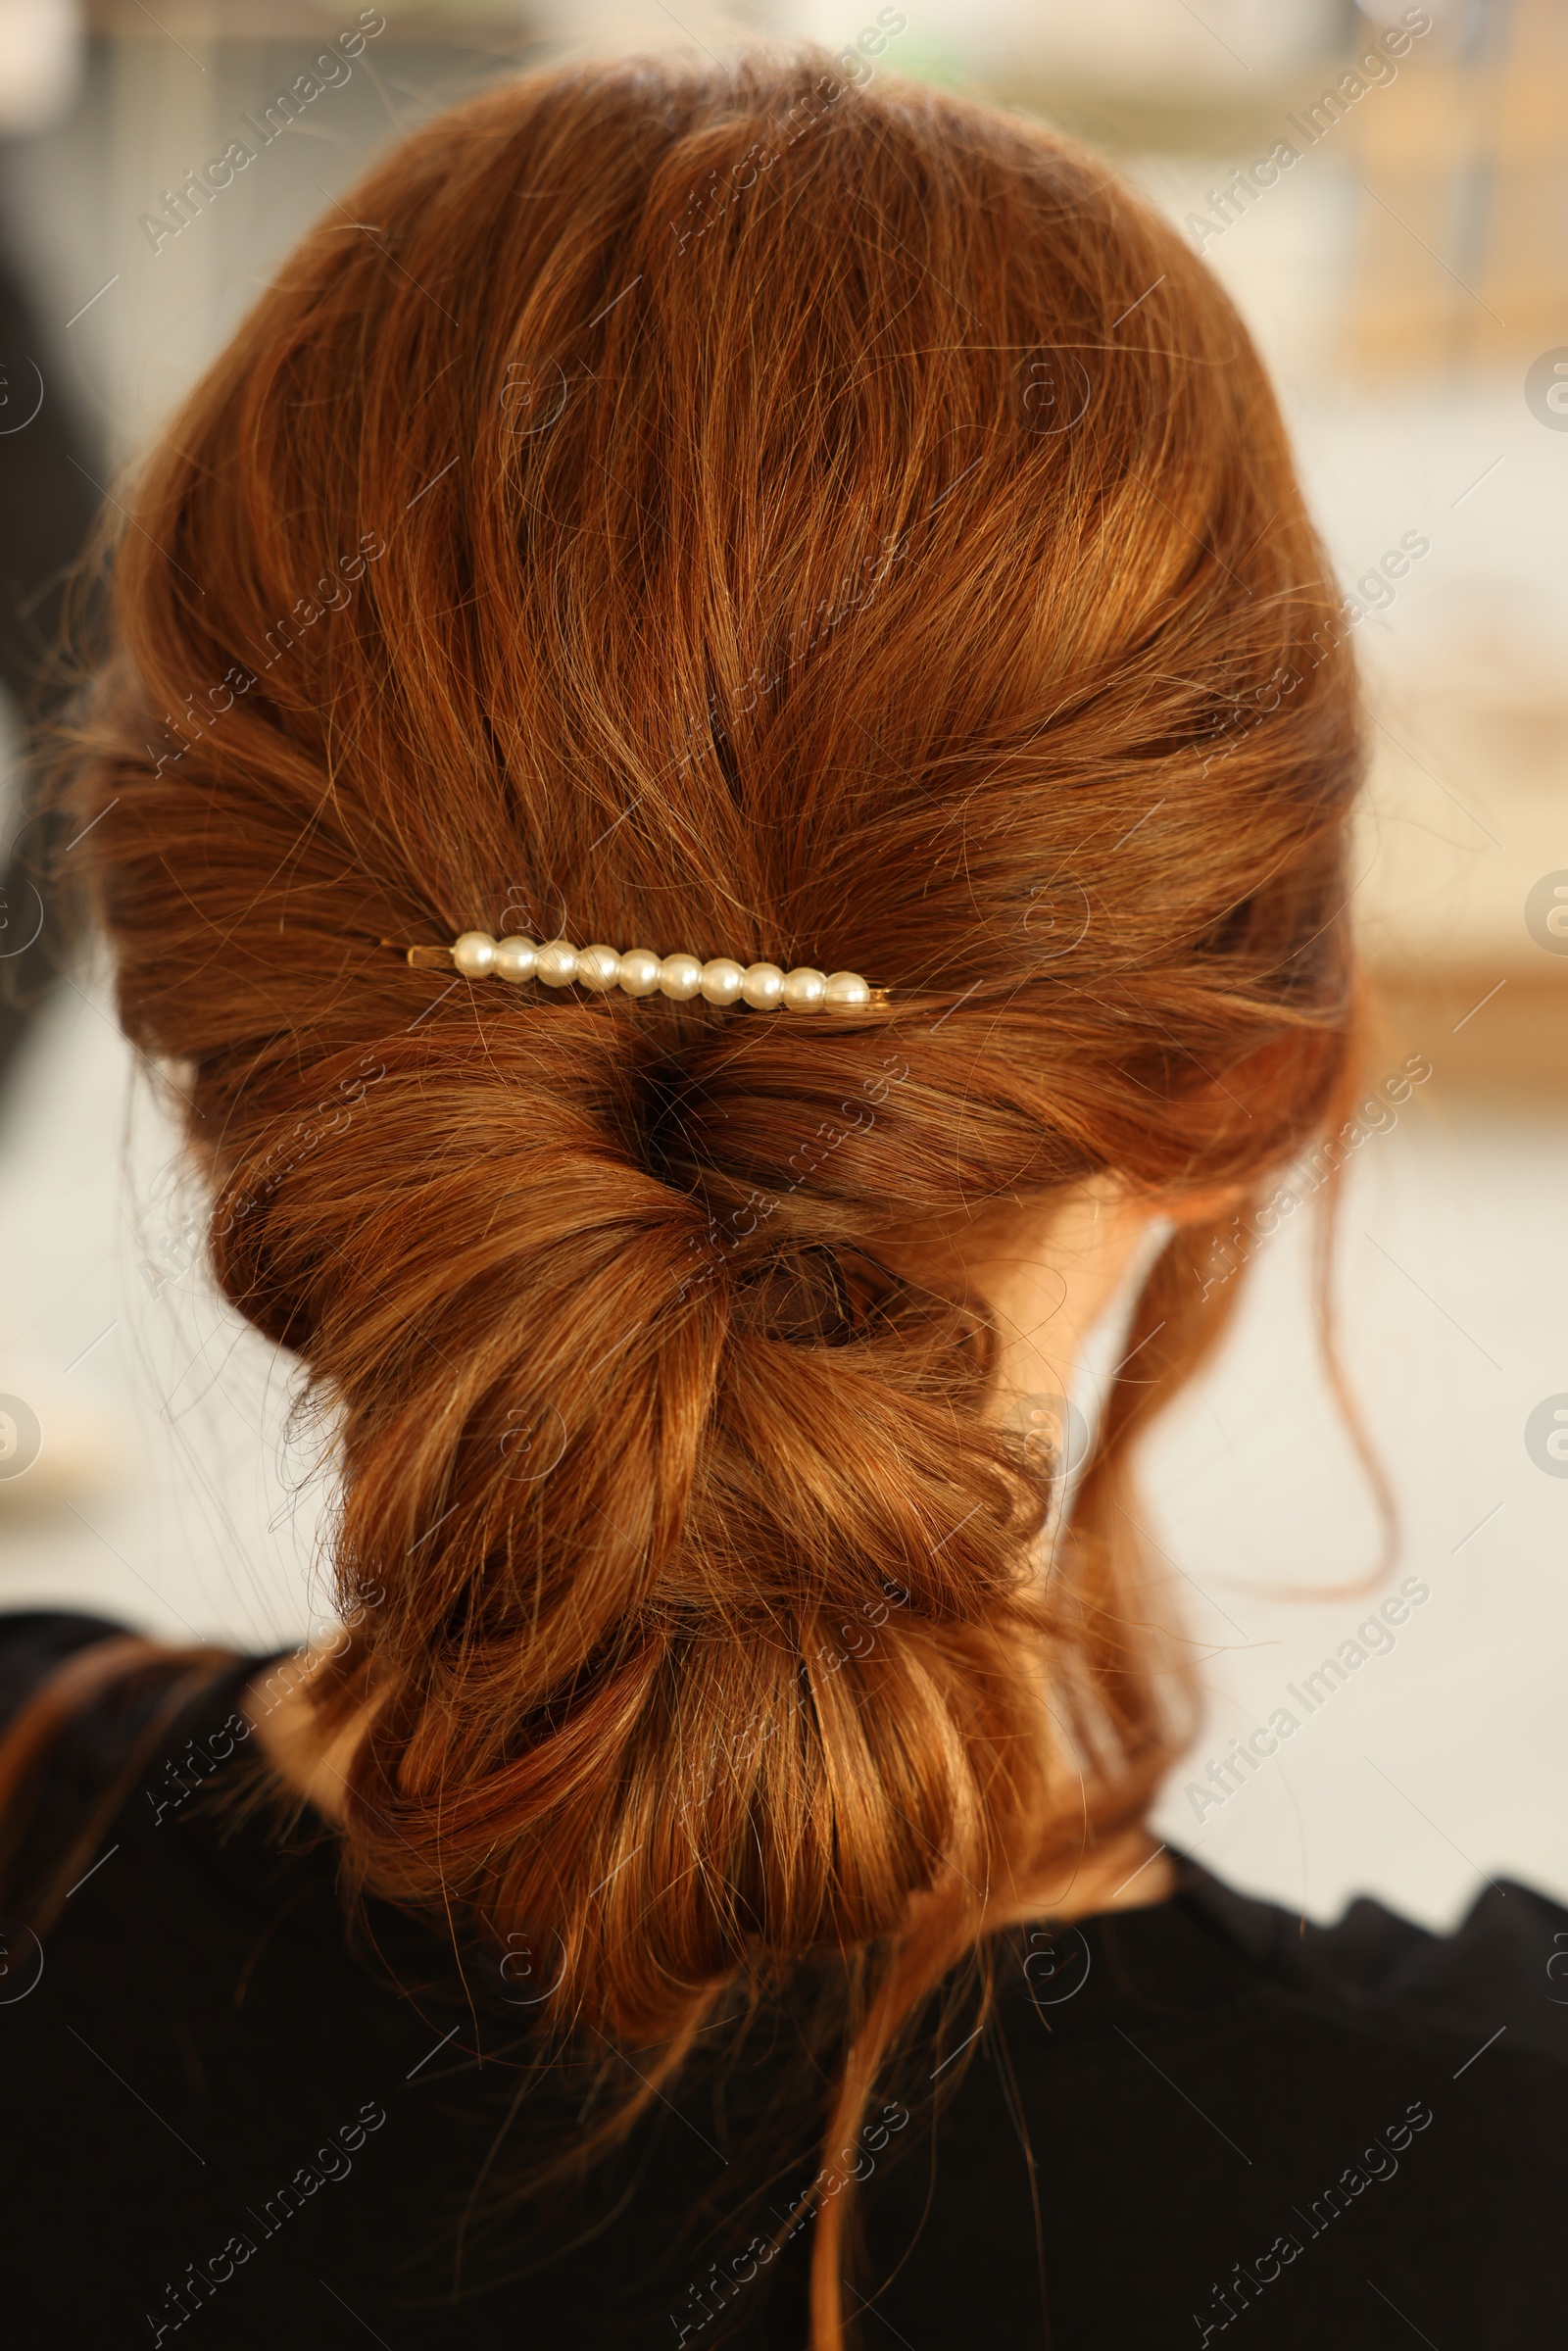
858;1860;1568;2345
984;1849;1568;2075
0;1607;266;1799
1170;1852;1568;2067
0;1607;154;1726
0;1607;305;1928
0;1607;495;2008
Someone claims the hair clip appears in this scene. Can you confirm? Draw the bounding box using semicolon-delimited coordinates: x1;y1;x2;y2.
390;932;885;1012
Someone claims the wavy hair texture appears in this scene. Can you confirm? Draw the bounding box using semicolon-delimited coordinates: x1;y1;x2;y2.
54;50;1365;2346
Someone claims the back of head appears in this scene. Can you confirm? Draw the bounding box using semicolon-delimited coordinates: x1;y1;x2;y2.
68;46;1360;2324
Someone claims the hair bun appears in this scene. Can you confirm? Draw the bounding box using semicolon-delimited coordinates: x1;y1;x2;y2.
736;1245;905;1347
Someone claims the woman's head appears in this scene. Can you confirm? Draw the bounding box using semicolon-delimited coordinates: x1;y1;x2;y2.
69;39;1360;2151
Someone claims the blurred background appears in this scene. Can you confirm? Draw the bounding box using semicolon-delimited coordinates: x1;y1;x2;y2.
0;0;1563;1929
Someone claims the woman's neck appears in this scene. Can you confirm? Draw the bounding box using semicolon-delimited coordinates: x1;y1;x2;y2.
992;1832;1175;1924
241;1653;368;1820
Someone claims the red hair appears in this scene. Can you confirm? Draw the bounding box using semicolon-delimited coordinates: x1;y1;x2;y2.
56;52;1362;2343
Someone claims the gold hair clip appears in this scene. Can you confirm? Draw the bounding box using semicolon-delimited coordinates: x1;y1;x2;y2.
390;933;886;1011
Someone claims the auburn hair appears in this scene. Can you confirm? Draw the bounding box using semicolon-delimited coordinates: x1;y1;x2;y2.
50;49;1363;2346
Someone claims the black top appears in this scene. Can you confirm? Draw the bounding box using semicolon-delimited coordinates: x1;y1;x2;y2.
2;1609;1564;2350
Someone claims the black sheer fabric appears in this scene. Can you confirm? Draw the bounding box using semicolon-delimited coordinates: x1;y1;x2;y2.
2;1610;1563;2348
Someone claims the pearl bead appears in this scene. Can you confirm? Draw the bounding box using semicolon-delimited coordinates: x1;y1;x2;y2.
575;944;622;991
780;966;827;1012
494;934;538;982
534;939;579;987
741;962;785;1010
616;948;663;998
699;957;746;1005
823;970;871;1012
453;931;497;977
658;954;705;1001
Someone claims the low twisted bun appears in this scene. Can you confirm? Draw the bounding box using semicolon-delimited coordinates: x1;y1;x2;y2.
197;1000;1055;2031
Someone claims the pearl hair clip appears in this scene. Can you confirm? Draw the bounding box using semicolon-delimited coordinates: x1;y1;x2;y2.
397;931;884;1013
